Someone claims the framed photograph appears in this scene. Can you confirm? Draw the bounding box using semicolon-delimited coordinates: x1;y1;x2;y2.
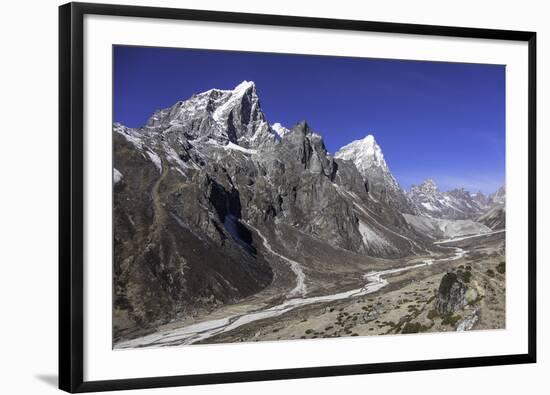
59;2;537;392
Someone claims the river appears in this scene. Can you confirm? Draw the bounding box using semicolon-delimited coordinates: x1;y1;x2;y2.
115;241;467;349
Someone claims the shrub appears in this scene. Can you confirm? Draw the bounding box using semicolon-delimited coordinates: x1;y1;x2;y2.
401;322;421;333
467;295;482;307
497;262;506;274
383;321;397;328
305;329;314;334
460;270;472;283
427;309;439;320
441;313;462;326
486;269;495;278
401;322;429;334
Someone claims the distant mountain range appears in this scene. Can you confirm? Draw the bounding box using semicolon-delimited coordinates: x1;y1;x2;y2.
113;81;505;340
407;180;504;220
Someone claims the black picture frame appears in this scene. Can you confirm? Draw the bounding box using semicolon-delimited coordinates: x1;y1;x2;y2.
59;2;537;393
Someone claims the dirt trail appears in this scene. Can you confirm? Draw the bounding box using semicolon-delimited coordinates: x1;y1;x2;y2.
149;161;170;237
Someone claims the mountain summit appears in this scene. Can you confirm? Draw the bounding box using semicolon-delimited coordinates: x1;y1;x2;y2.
144;80;276;148
335;135;413;213
335;135;387;172
490;186;506;205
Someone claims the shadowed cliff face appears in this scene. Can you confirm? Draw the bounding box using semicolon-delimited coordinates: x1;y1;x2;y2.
113;133;274;341
113;81;433;339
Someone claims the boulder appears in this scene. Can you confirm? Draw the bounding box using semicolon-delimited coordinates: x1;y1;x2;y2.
435;273;467;315
360;306;381;324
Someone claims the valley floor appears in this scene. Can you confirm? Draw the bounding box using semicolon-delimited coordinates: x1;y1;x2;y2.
114;231;505;349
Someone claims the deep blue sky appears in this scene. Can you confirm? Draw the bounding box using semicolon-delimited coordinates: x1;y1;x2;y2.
114;46;505;194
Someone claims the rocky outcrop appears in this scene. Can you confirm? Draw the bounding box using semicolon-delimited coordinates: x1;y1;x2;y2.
435;273;467;315
456;309;479;331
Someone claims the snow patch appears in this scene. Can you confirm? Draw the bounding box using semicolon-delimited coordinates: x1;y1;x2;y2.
113;168;123;184
271;122;290;138
114;124;144;150
224;142;257;155
421;202;436;211
146;150;162;172
162;143;197;171
223;215;255;253
212;81;255;126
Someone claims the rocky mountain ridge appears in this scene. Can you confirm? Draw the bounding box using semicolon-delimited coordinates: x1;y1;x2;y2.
407;179;503;220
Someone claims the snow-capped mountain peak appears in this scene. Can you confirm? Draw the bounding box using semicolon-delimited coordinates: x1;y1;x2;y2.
142;80;276;148
271;122;290;139
335;134;388;172
335;134;413;213
211;81;259;126
233;79;256;92
201;80;256;98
